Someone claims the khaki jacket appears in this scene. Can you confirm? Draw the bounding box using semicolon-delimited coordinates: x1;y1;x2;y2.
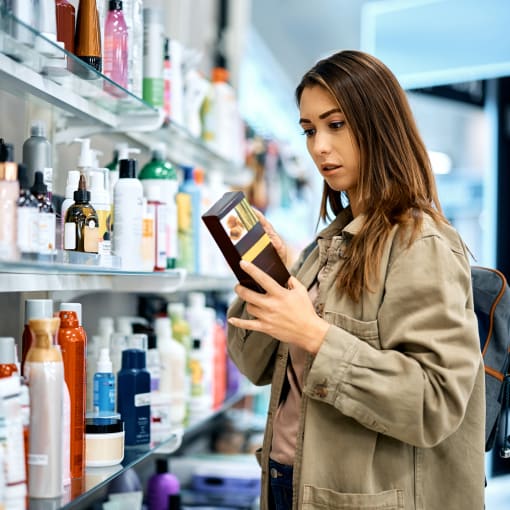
227;210;485;510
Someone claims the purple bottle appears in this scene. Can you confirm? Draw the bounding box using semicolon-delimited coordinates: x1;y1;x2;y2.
146;459;181;510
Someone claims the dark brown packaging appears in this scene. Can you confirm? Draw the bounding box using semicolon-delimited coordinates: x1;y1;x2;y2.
202;191;290;292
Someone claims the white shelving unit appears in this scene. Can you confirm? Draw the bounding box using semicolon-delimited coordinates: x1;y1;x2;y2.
0;8;244;509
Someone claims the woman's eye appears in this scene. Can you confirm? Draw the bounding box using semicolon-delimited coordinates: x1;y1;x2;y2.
330;121;345;129
301;128;315;137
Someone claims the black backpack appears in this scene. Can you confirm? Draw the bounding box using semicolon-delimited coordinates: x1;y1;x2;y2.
298;242;510;454
471;266;510;454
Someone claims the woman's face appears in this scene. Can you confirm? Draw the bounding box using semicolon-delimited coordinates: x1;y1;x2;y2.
299;85;360;200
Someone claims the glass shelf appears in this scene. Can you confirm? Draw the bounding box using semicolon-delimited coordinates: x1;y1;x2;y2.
0;8;163;131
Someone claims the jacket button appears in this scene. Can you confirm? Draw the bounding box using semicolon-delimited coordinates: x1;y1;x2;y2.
314;382;328;398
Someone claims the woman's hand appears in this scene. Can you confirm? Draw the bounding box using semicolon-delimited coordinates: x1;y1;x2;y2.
253;209;288;265
228;260;329;354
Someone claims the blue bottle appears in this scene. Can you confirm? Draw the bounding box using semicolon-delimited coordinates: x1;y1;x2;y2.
117;348;151;446
93;347;115;415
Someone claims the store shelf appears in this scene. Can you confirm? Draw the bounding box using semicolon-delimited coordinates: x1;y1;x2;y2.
0;255;187;294
0;9;163;132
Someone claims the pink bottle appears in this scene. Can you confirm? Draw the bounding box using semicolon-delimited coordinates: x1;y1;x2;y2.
103;0;128;96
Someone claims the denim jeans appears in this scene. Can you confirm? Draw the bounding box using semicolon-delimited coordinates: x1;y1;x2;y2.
269;458;293;510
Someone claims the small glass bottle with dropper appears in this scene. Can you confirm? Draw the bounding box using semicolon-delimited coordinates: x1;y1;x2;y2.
64;173;99;253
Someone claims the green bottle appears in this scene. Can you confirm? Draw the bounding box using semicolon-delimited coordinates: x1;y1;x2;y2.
138;143;179;268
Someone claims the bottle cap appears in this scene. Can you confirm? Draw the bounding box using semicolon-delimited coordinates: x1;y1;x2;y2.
73;173;91;203
59;302;82;325
0;139;14;162
25;299;53;322
59;310;79;328
181;165;194;182
194;167;205;185
121;349;146;370
212;67;229;83
151;142;166;161
109;0;123;10
97;347;113;373
30;120;47;137
119;159;137;179
30;171;47;195
64;170;80;199
18;163;30;189
168;302;185;317
74;138;94;169
188;292;206;309
0;337;16;365
154;317;172;339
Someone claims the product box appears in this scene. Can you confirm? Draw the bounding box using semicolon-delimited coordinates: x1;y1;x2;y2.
201;191;290;292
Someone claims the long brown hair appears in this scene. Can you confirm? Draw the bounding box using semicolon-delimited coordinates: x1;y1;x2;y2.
296;50;446;301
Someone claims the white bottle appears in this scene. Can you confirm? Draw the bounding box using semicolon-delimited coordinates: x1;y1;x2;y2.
73;138;95;176
109;144;141;206
60;170;80;250
155;317;187;426
89;169;112;257
113;158;144;270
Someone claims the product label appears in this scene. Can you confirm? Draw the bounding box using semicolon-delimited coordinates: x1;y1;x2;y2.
28;454;48;466
84;221;99;253
134;392;151;407
37;212;56;253
64;222;76;250
17;207;38;253
96;208;112;255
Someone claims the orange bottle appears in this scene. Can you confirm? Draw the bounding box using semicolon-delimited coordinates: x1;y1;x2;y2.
57;310;86;480
0;336;18;378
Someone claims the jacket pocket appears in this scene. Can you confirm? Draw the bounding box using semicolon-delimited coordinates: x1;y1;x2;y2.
302;485;404;509
323;311;380;349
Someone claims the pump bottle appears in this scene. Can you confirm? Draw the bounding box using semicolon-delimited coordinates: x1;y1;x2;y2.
93;347;115;416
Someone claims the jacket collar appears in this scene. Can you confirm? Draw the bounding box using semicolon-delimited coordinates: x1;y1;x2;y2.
317;207;366;241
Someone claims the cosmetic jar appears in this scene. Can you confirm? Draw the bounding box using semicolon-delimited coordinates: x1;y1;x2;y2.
85;417;125;467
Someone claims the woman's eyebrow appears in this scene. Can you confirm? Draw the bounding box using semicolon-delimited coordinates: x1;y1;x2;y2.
299;108;343;124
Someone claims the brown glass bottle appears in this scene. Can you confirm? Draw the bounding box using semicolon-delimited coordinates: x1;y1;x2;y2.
56;0;76;54
64;174;99;253
74;0;102;72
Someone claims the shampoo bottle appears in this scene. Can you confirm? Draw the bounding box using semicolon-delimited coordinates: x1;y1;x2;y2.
113;158;144;270
0;139;19;260
64;173;99;253
103;0;128;94
138;143;178;269
142;2;164;107
22;120;52;191
25;317;63;499
55;0;76;53
117;349;151;446
57;310;86;480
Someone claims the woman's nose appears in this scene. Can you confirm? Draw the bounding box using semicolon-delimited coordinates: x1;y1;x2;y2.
310;131;331;156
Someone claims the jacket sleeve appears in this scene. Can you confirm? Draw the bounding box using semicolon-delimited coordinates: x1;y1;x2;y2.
226;249;309;386
303;234;482;447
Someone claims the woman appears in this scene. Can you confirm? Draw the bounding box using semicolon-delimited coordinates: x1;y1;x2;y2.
227;50;485;510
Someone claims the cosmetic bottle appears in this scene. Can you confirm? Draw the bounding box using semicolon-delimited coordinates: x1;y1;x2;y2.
25;317;63;499
141;198;155;272
89;170;112;257
176;165;200;274
30;171;56;255
106;144;140;205
60;170;80;250
17;163;39;255
103;0;128;94
0;139;19;261
163;37;171;123
117;348;151;446
146;458;180;510
0;337;18;378
113;158;144;270
75;0;102;73
55;0;76;54
64;173;99;253
155;317;187;426
59;302;88;344
21;299;53;376
94;347;115;416
138;143;178;269
34;0;60;57
57;310;86;480
123;0;143;97
142;3;164;107
22;120;52;188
